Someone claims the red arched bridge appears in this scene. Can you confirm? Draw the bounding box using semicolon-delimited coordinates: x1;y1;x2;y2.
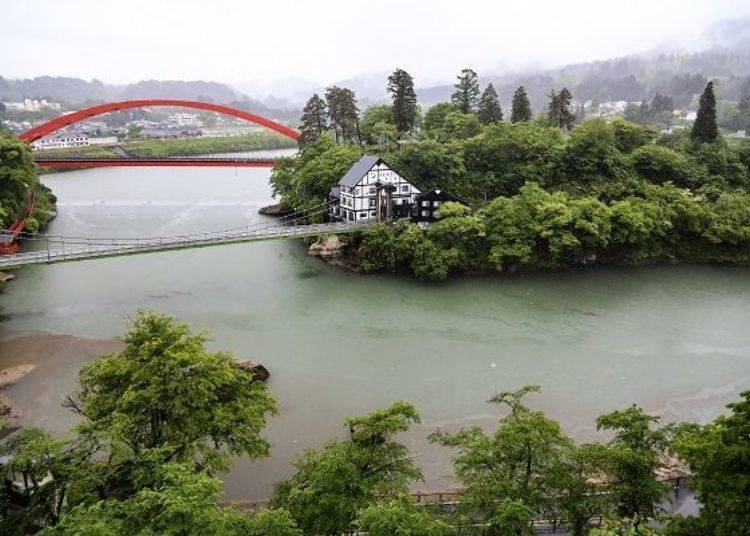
20;99;300;168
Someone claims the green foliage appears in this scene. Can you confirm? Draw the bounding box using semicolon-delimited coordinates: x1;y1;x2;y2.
360;104;395;145
422;102;460;138
272;402;422;535
451;68;480;113
69;311;276;473
477;83;503;125
548;88;575;130
462;123;564;198
388;139;466;194
671;391;750;535
42;464;254;536
240;508;302;536
355;495;454;536
631;145;692;186
0;132;55;229
325;86;361;143
388;68;419;133
565;119;622;178
430;386;572;527
298;93;328;146
595;406;670;525
481;183;611;270
691;81;718;142
511;86;532;123
442;111;482;140
269;134;362;213
611;118;658;153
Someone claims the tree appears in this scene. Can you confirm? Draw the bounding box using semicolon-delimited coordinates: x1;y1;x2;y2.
387;68;418;133
355;495;454;536
298;93;328;147
430;386;572;527
67;311;277;477
272;402;422;535
477;83;503;125
42;464;301;536
0;428;98;535
691;81;718;142
672;391;750;535
595;406;670;526
548;88;575;130
422;102;459;139
443;111;482;140
360;104;395;145
325;86;361;143
511;86;532;123
451;68;480;113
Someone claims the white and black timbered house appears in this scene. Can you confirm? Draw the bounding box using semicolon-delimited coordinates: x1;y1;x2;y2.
328;155;420;222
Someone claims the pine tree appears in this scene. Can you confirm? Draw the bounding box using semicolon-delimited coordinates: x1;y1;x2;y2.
325;86;361;144
298;93;328;147
451;68;480;113
510;86;532;123
387;68;418;133
477;84;503;125
548;88;575;130
691;81;718;142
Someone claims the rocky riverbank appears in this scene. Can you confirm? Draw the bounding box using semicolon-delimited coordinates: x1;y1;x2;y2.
306;234;362;271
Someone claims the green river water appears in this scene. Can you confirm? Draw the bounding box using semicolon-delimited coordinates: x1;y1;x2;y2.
1;149;749;500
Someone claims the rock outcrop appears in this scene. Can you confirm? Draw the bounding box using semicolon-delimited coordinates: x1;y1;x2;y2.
235;360;270;381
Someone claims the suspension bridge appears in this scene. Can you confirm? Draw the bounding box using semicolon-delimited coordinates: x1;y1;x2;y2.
0;201;368;269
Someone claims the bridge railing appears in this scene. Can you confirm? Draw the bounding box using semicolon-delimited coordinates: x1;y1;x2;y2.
0;220;373;268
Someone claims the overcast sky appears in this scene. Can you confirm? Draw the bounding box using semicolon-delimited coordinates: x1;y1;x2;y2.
3;0;749;88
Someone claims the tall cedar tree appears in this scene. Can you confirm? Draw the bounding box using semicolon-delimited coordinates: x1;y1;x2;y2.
298;93;328;147
691;81;718;142
451;68;480;113
548;88;575;130
477;84;503;125
387;69;418;133
511;86;532;123
325;86;361;144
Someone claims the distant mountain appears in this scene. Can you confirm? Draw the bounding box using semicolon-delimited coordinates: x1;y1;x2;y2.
235;76;320;104
118;79;241;102
0;76;300;122
0;76;118;104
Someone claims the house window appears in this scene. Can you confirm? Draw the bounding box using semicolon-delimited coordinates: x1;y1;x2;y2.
433;201;441;207
359;212;367;219
369;198;376;207
421;210;430;217
370;211;376;217
401;185;409;192
369;187;376;194
421;200;430;207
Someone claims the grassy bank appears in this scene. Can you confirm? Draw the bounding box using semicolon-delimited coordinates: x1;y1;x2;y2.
34;131;298;159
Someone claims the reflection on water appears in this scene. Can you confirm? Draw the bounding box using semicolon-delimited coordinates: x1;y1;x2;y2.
2;149;750;499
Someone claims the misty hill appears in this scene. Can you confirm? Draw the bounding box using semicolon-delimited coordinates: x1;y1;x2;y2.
416;47;750;112
0;76;300;121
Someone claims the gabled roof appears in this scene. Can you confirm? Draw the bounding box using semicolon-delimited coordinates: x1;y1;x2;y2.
338;154;382;188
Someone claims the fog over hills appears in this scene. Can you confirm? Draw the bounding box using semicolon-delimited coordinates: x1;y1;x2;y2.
2;16;749;120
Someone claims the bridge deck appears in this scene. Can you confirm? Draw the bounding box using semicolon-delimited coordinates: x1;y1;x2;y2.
32;156;279;168
0;221;369;269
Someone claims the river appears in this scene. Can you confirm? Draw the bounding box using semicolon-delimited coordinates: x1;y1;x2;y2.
1;148;749;504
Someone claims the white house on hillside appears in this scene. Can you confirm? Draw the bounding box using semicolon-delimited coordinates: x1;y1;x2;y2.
329;155;420;222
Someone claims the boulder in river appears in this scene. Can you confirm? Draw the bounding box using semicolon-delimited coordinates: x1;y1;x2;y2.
308;235;346;259
235;360;270;381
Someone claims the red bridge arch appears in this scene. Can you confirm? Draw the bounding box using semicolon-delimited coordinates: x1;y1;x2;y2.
18;99;300;143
